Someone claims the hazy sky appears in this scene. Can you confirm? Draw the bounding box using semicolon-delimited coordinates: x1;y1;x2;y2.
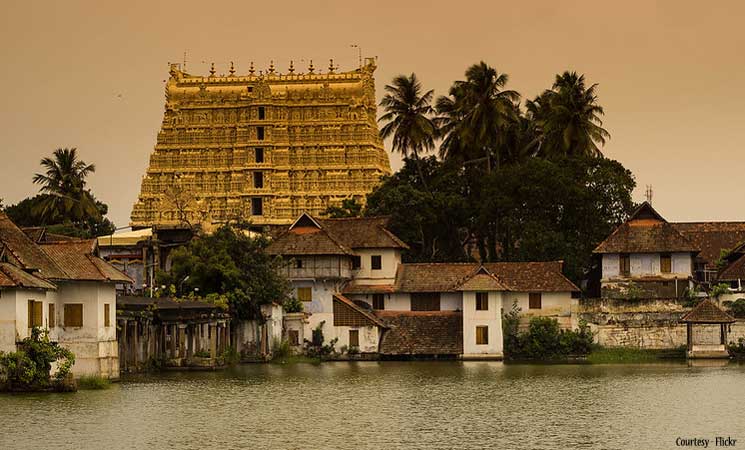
2;0;744;227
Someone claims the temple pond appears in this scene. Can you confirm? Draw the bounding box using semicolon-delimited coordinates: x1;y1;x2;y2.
1;361;744;449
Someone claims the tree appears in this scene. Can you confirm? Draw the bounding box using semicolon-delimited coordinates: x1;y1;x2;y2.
157;225;290;320
528;72;610;158
31;148;104;231
323;198;362;218
436;62;520;171
5;194;115;238
378;73;437;188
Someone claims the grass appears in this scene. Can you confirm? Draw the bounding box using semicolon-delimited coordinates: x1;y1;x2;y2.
586;346;686;364
77;375;111;390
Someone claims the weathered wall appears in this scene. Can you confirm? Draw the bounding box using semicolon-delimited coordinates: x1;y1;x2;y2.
577;298;745;349
352;248;400;283
462;291;503;357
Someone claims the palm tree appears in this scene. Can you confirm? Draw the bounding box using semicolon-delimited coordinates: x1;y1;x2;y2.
436;62;519;171
531;71;610;158
378;73;437;188
32;148;100;224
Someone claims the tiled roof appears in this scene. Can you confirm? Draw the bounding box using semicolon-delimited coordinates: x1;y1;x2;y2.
394;262;578;293
342;284;396;294
266;213;407;256
333;294;388;328
0;262;56;290
117;295;226;311
594;202;698;254
454;266;509;291
377;311;463;355
40;241;133;283
718;254;745;281
0;212;67;279
673;222;745;269
680;299;736;323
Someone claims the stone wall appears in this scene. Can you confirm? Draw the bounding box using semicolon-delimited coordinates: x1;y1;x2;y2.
576;298;745;349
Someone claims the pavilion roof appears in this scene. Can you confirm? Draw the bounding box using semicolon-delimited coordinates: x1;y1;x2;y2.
679;299;736;324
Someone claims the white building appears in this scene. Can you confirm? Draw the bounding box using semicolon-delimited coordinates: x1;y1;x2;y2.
593;202;698;299
0;213;132;379
269;213;579;359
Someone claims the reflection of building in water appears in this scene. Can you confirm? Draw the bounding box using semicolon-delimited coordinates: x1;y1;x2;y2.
130;58;391;229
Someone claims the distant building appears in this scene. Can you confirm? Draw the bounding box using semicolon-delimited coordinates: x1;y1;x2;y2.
268;213;579;359
130;58;391;229
0;213;131;379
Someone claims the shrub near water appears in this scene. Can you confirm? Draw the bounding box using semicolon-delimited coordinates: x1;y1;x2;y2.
0;328;75;392
77;375;111;390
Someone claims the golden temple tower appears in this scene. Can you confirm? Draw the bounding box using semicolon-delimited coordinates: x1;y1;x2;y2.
130;58;391;228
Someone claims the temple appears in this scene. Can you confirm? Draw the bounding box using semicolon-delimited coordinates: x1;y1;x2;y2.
130;58;391;229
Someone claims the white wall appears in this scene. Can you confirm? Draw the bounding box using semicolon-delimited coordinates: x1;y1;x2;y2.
602;252;694;279
332;325;379;353
352;249;400;284
602;254;620;278
501;292;573;318
462;291;503;357
0;288;50;353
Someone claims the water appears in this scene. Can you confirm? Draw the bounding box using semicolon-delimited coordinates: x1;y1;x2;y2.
1;361;744;450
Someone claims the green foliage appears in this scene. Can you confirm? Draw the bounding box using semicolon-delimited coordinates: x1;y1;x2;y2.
728;338;745;359
77;375;111;390
5;194;115;238
726;299;745;318
323;198;362;218
271;339;291;360
710;283;731;300
221;346;240;365
503;315;594;361
586;346;686;364
156;224;291;320
282;296;304;313
715;248;733;271
303;321;338;358
0;328;75;391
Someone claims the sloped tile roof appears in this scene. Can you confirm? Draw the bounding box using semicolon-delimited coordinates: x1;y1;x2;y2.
266;213;407;256
673;222;745;269
0;212;67;279
333;294;388;328
680;299;736;323
377;311;463;355
0;262;56;290
718;253;745;281
342;284;396;294
454;266;509;291
394;261;578;293
593;203;698;254
39;241;133;283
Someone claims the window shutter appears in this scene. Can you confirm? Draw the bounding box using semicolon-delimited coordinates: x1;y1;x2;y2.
529;293;542;309
48;303;55;328
64;304;83;328
104;304;111;327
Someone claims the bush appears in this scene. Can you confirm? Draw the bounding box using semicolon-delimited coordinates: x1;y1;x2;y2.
503;310;595;361
728;299;745;319
302;321;338;358
283;297;304;314
728;337;745;359
78;375;111;390
272;339;291;360
0;328;75;391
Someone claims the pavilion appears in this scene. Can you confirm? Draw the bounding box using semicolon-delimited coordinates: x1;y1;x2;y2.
679;299;736;359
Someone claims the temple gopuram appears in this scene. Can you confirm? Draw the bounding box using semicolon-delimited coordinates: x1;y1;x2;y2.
130;58;391;229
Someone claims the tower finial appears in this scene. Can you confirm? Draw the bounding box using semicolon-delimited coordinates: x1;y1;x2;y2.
288;60;295;74
328;59;335;74
229;61;235;76
269;60;275;74
209;62;216;77
249;61;255;75
645;185;653;204
308;59;315;74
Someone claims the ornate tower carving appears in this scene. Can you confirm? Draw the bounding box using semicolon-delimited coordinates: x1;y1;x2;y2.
130;59;392;228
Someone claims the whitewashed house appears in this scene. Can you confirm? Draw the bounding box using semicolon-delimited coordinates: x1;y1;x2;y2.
593;202;699;299
269;213;579;359
0;212;131;379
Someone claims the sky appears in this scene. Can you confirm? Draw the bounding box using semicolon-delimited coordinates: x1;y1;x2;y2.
1;0;744;227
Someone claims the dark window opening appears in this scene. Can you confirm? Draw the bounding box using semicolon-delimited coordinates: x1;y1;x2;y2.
258;106;265;120
349;329;359;348
661;253;672;273
411;293;440;311
295;259;303;269
620;254;631;276
371;255;382;270
255;148;264;163
288;330;299;346
253;171;264;189
529;293;542;309
476;292;489;311
351;255;361;270
372;294;385;310
251;197;263;216
257;126;265;140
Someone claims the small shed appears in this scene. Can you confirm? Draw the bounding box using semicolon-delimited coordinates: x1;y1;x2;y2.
679;299;736;359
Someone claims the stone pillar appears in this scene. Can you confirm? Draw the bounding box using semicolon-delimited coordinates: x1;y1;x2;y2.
186;324;194;359
133;321;139;369
178;324;187;359
209;322;217;359
120;319;128;372
169;324;176;359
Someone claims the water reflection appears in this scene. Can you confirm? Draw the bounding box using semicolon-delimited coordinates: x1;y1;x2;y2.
1;361;743;450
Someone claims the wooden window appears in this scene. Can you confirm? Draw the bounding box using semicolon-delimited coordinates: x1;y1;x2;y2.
476;292;489;311
257;126;265;140
371;255;382;270
351;255;361;270
372;294;385;310
104;303;111;327
64;304;83;328
258;106;266;120
476;326;489;345
295;259;304;269
288;329;299;346
529;293;542;309
27;300;42;328
297;287;312;302
349;329;359;348
48;303;55;328
660;253;672;273
620;253;631;276
251;197;263;216
411;293;440;311
255;148;264;163
253;171;264;189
